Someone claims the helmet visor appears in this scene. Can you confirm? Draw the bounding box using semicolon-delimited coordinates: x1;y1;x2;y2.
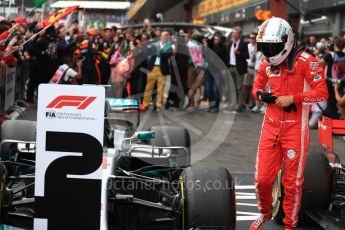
257;42;285;58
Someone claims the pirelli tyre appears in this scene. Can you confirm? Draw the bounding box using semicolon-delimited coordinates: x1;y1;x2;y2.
1;120;37;160
149;126;191;167
272;151;332;224
180;167;236;230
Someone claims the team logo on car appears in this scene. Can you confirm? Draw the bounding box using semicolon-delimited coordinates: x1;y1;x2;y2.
47;95;96;109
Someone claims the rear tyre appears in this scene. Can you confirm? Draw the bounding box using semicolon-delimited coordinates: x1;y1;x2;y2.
272;151;332;224
149;126;191;167
180;167;236;230
301;150;331;210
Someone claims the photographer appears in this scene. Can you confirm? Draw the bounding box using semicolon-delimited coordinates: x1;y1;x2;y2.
50;56;82;85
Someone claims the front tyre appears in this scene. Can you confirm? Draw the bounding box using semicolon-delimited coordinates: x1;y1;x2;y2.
180;167;236;230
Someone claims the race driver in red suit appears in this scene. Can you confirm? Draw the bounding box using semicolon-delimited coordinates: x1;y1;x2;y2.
249;18;328;230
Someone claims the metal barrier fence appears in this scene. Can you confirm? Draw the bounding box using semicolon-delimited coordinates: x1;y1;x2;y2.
0;65;16;115
0;63;28;120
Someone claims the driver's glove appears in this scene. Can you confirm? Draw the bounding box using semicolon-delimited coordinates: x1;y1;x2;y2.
284;103;297;113
257;91;277;104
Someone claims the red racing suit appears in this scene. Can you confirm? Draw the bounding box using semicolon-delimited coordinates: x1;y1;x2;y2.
252;50;328;228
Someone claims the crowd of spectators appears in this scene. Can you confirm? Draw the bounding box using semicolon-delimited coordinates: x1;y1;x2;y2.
303;35;345;127
1;13;344;122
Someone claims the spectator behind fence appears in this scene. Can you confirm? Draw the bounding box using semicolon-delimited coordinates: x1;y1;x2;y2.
323;38;345;119
334;81;345;118
26;26;59;103
143;31;172;111
57;24;76;65
167;34;189;109
306;35;317;54
130;31;150;102
226;27;249;113
244;32;257;110
186;32;205;109
50;56;82;85
252;45;264;113
208;34;228;113
5;13;344;120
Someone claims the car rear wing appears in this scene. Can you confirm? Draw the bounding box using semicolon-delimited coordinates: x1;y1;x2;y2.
318;116;345;163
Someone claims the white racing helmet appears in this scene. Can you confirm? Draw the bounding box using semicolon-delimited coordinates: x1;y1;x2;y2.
256;17;294;66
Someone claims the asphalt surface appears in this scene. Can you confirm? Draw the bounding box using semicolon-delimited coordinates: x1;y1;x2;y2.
17;105;345;230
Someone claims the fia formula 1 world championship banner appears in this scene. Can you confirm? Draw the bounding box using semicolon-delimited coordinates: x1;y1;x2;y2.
34;84;105;230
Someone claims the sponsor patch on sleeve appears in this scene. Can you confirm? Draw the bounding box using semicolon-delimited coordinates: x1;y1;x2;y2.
310;62;319;71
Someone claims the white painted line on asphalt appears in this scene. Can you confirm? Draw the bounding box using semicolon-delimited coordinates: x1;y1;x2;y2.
236;196;256;199
236;192;255;196
235;185;255;189
237;211;261;216
236;202;258;207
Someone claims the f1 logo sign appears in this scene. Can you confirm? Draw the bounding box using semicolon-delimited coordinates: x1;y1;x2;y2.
35;85;105;230
46;95;96;109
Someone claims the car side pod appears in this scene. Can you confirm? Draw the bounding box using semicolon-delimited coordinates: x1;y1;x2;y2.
318;116;345;164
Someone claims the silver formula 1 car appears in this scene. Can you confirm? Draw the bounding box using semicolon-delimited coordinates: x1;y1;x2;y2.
0;98;236;230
